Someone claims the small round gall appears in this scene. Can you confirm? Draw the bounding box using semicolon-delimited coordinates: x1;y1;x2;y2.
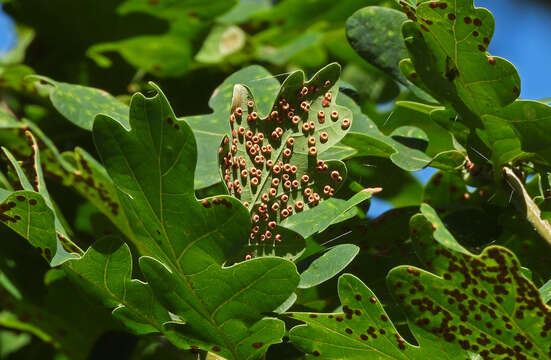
235;107;243;116
281;209;290;218
324;92;332;101
291;115;300;125
286;138;295;147
249;233;255;240
271;131;279;140
272;165;281;174
223;137;229;145
261;193;269;202
300;86;308;96
304;188;312;196
245;130;253;139
324;80;331;87
247;100;254;108
251;177;259;186
238;126;245;135
341;118;351;129
272;202;280;211
258;133;265;141
265;230;272;239
302;123;310;132
275;127;283;136
252;214;260;223
291;180;299;188
230;114;236;124
243;201;249;207
331;111;339;121
266;159;274;168
320;132;328;143
245;254;252;260
282;102;290;111
260;234;266;242
313;193;320;202
295;201;304;211
309;147;318;156
301;175;309;183
268;221;277;229
323;185;332;195
272;178;280;187
309;121;315;130
269;188;277;197
290;165;297;174
308;136;316;146
283;180;292;189
250;112;258;121
286;205;293;213
282;173;289;181
281;194;289;203
283;163;292;172
275;234;282;242
331;170;340;180
231;129;237;138
283;148;292;158
318;110;325;123
233;180;240;187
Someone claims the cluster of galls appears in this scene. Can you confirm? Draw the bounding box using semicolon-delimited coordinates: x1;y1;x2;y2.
219;79;348;258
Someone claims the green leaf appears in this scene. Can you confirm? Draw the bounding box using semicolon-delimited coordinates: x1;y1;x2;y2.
64;236;170;335
298;244;359;289
482;100;551;166
219;63;351;258
540;279;551;304
93;82;251;267
346;6;409;85
93;83;300;358
281;189;374;239
184;65;280;189
28;75;129;131
87;0;237;77
140;256;299;359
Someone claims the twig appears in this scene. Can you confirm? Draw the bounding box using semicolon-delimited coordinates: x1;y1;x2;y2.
503;167;551;246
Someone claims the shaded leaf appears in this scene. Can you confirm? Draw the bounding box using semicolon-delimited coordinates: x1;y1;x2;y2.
65;236;170;335
141;256;299;360
346;6;409;85
93;83;300;358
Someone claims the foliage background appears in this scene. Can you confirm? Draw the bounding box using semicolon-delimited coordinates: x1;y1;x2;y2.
0;0;551;359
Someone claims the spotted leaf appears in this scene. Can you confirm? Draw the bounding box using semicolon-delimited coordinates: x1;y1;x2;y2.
1;133;80;266
0;112;132;241
218;63;351;259
289;205;551;359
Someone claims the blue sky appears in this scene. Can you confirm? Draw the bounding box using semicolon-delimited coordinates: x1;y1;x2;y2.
0;6;16;55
